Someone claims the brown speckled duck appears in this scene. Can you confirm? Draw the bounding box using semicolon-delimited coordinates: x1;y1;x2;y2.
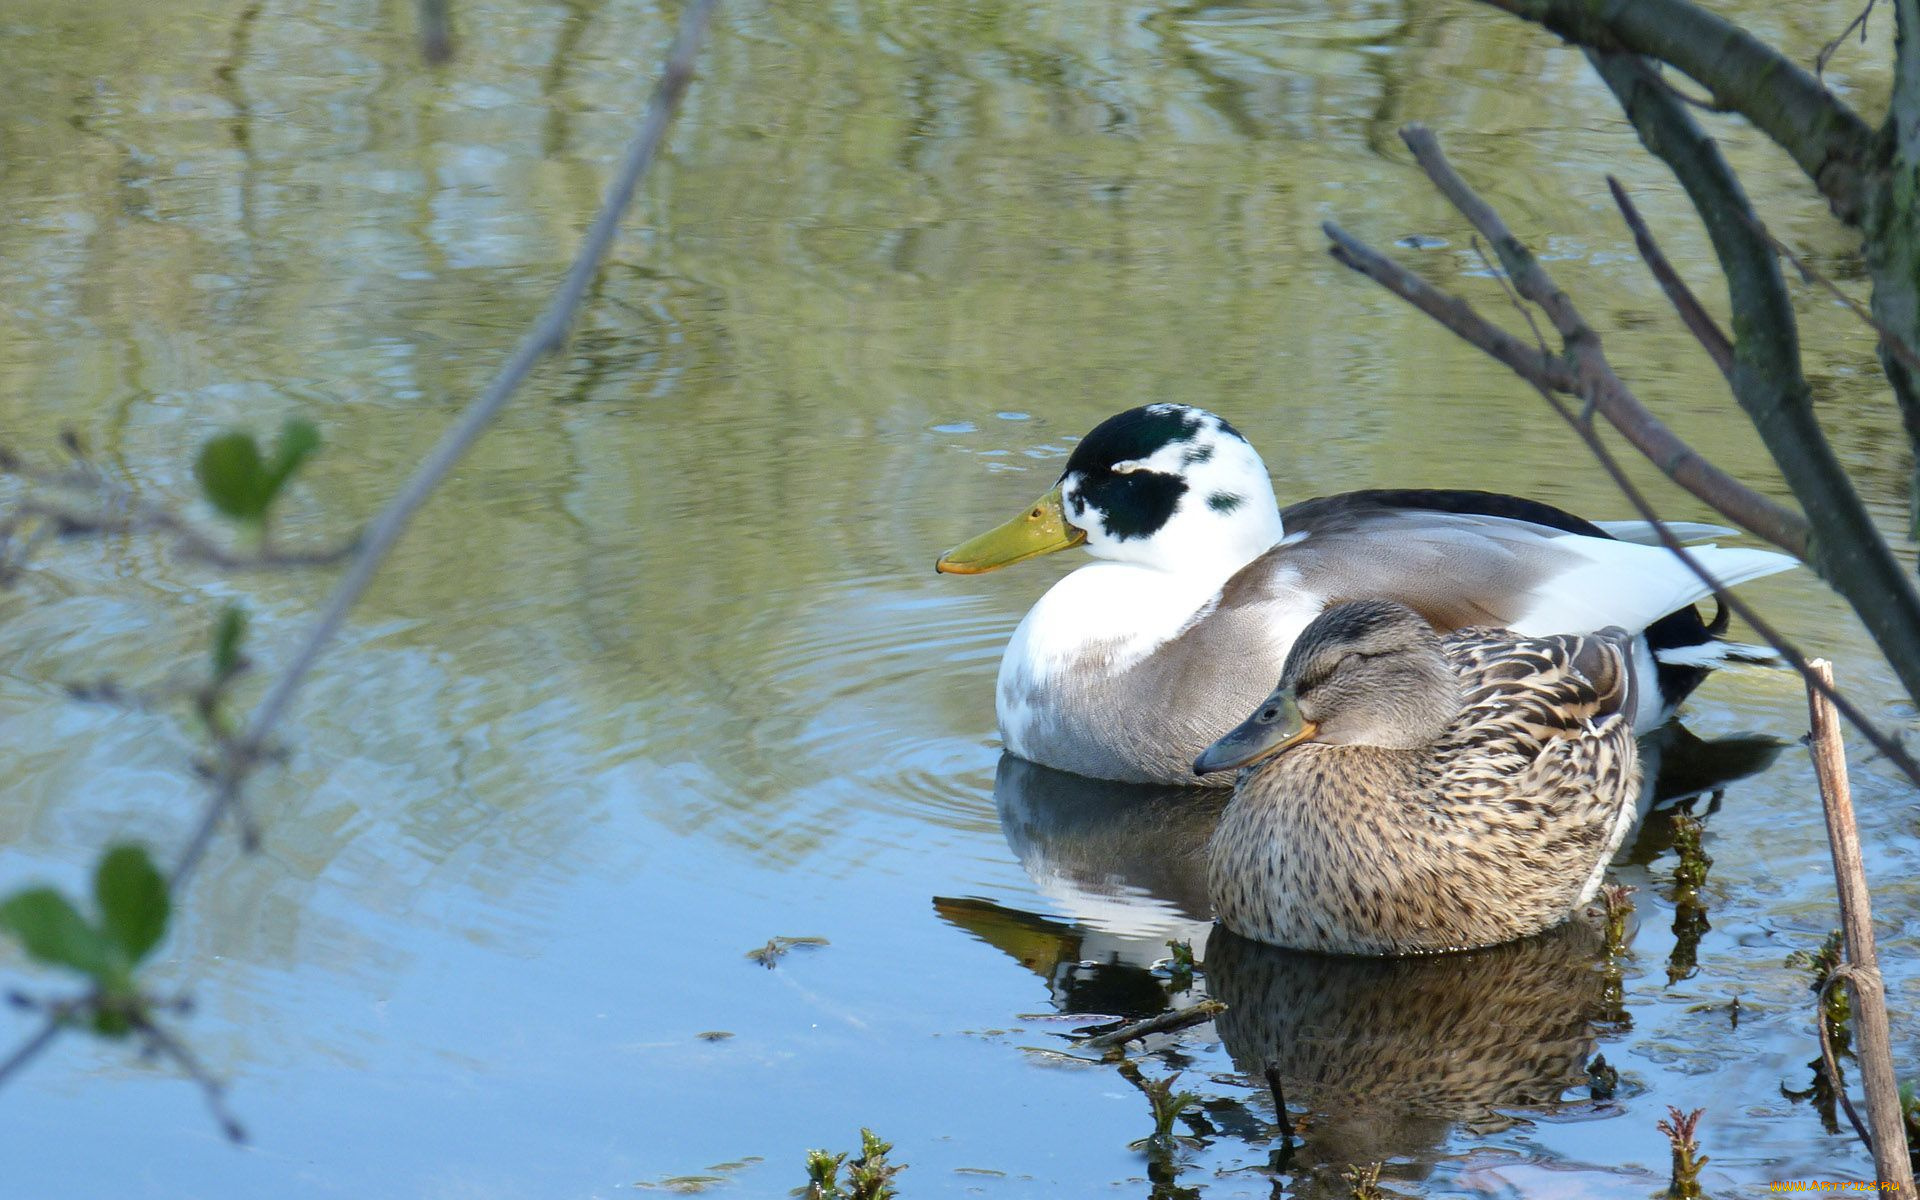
1194;598;1641;955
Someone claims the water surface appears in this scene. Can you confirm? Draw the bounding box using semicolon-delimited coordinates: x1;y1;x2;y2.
0;1;1914;1196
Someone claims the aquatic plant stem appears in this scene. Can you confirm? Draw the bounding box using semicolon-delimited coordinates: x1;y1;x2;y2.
1657;1106;1707;1199
1817;972;1875;1151
1807;659;1917;1198
1080;1000;1225;1050
168;0;718;893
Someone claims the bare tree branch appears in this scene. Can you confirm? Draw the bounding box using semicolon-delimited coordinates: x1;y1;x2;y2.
1395;125;1810;555
1526;336;1920;790
1893;0;1920;160
1334;226;1807;557
1586;53;1920;709
1326;206;1920;789
1476;0;1877;221
1328;219;1804;554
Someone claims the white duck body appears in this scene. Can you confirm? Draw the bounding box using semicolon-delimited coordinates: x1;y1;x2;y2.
948;405;1796;787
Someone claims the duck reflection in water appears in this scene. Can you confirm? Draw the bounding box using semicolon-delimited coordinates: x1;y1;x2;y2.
939;736;1779;1170
1208;921;1609;1169
938;755;1222;1019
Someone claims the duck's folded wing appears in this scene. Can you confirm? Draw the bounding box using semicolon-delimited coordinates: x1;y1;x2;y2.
1250;501;1794;637
1446;629;1636;748
1442;630;1644;859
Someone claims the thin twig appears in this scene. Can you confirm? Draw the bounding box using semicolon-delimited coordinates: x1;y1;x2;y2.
1079;1000;1225;1049
168;0;718;893
1401;125;1809;554
1473;235;1551;354
1331;125;1811;558
0;490;357;574
1807;658;1916;1197
1534;345;1920;789
1759;223;1920;380
138;1017;247;1143
1329;124;1920;786
0;1011;66;1088
1588;53;1920;708
1817;0;1879;79
1607;177;1734;377
1550;360;1920;787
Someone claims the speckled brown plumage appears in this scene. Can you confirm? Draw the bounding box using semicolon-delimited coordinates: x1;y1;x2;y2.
1206;602;1642;955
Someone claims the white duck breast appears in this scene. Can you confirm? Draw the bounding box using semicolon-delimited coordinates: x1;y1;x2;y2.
937;403;1798;786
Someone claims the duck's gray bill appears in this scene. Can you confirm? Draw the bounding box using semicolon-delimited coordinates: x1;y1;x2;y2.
1192;687;1315;775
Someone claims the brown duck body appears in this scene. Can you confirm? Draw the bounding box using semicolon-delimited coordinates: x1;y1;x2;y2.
1207;626;1642;955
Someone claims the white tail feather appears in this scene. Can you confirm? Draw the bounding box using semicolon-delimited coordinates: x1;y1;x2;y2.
1509;540;1798;640
1655;638;1784;668
1593;520;1737;545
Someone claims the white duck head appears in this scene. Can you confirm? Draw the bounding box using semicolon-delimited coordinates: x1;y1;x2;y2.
937;404;1284;579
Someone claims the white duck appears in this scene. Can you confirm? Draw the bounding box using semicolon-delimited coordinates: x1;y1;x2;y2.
935;404;1794;785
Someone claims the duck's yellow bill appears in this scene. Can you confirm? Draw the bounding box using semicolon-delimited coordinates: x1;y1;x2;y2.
935;485;1086;574
1193;689;1318;775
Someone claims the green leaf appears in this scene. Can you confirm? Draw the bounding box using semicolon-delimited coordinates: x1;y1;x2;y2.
0;888;111;980
194;432;270;522
212;605;247;678
194;420;319;524
94;845;169;966
264;418;320;496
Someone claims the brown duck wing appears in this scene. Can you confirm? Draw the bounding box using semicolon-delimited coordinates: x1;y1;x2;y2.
1445;627;1639;747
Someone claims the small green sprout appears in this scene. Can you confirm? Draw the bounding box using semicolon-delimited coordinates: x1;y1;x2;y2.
799;1129;900;1200
1658;1106;1708;1198
194;418;320;526
0;844;169;1036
